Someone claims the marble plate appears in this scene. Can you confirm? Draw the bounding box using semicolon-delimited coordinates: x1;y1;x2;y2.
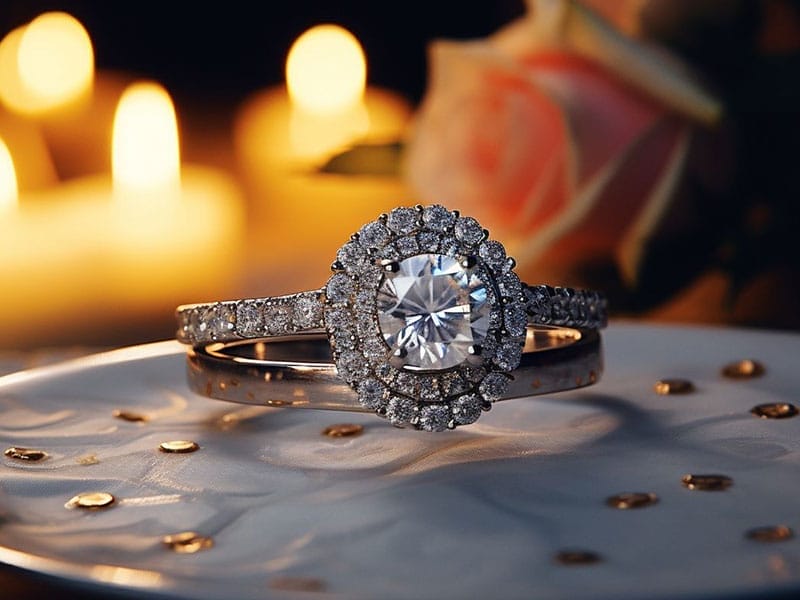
1;324;799;599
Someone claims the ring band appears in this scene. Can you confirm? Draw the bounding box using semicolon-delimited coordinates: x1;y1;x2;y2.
187;327;602;413
176;205;607;431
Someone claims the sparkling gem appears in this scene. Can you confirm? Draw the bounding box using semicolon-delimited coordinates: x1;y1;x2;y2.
454;216;484;245
494;342;522;372
236;300;263;337
479;372;511;400
504;306;527;336
326;273;354;304
358;221;391;249
358;378;386;409
418;376;441;403
337;350;369;383
324;307;352;331
377;254;489;370
418;404;450;431
418;231;441;252
386;396;415;425
292;294;322;329
362;335;389;361
337;241;368;272
452;394;482;425
355;289;376;313
478;240;507;273
441;372;470;397
263;303;291;335
422;204;456;231
387;207;419;234
498;272;523;300
395;235;419;257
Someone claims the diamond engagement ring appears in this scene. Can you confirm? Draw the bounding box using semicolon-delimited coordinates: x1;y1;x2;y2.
176;205;607;431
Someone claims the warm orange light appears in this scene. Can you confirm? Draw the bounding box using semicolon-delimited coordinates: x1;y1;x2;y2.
0;12;93;115
0;137;18;215
286;24;366;115
112;82;181;200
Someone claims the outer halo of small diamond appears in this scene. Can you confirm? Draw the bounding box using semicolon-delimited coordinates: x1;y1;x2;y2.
324;205;527;431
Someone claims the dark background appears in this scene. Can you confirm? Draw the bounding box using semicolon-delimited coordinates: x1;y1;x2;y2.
1;1;525;110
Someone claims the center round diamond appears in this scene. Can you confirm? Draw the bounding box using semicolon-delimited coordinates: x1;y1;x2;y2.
377;254;489;370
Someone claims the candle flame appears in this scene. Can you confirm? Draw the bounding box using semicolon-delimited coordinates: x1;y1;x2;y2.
0;12;93;115
112;82;181;200
0;137;18;215
286;25;366;115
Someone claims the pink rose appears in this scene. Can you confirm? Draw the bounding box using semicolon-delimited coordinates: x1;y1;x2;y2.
405;1;721;286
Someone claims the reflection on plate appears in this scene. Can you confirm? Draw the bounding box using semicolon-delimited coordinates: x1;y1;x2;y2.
0;324;799;599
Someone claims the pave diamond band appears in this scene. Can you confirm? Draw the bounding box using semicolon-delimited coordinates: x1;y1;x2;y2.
176;285;606;346
176;204;607;431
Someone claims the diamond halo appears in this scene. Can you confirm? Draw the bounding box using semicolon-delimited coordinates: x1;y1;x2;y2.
324;205;524;431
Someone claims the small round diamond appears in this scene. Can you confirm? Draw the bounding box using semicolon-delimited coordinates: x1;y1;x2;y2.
337;241;368;272
208;304;236;340
418;404;450;432
418;231;441;252
358;221;390;250
494;342;522;372
387;207;419;234
452;394;482;425
263;303;291;335
499;272;523;300
422;204;456;231
293;294;322;329
504;306;527;337
478;241;508;273
358;378;387;410
479;372;511;401
236;300;263;337
394;236;418;257
325;307;353;331
454;216;484;246
386;396;416;425
337;350;369;383
326;273;354;304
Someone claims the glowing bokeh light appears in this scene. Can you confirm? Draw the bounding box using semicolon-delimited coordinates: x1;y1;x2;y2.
0;137;18;215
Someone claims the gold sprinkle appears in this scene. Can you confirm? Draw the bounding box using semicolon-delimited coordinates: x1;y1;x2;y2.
4;446;49;462
162;531;214;553
158;440;199;453
654;379;695;395
746;525;794;543
322;423;364;438
681;474;733;491
554;550;603;566
76;454;99;465
722;359;765;379
751;403;798;419
65;492;115;509
113;409;148;423
606;492;659;509
269;577;326;592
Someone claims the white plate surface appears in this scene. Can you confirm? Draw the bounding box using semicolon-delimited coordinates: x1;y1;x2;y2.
1;323;799;599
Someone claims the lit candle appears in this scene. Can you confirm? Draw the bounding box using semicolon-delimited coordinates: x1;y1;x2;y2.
234;24;413;289
0;82;244;349
0;12;133;178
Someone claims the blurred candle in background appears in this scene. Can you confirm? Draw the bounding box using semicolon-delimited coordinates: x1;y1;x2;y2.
0;77;244;349
0;11;134;179
234;24;413;291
